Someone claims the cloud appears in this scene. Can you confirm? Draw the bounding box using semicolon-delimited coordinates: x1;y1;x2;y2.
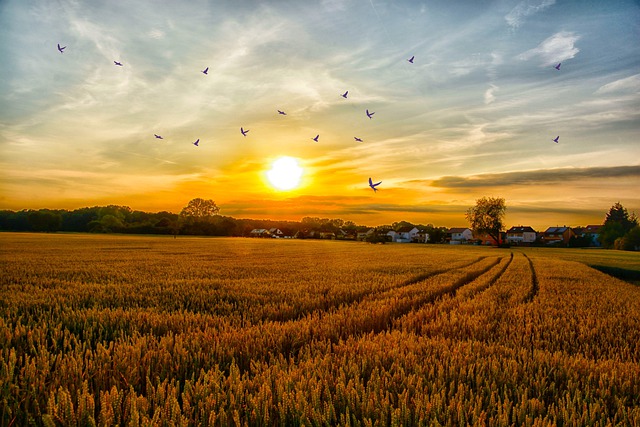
518;31;580;66
505;0;556;29
484;84;498;105
595;74;640;95
431;165;640;188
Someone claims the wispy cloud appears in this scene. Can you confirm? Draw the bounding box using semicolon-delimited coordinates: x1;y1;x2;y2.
595;74;640;95
484;84;499;105
431;165;640;188
518;31;580;66
505;0;556;29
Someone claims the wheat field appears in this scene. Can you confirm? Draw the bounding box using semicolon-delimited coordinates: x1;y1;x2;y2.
1;232;639;426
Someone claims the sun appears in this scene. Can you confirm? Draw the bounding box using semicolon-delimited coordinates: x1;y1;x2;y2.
266;157;303;191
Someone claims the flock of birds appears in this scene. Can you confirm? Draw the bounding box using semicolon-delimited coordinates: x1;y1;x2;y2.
56;43;563;193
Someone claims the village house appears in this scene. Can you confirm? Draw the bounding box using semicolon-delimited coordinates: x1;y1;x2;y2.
268;228;285;238
574;225;603;246
387;226;420;243
447;227;473;244
541;226;575;245
356;229;375;241
249;228;271;238
474;231;506;246
506;226;537;245
412;229;430;243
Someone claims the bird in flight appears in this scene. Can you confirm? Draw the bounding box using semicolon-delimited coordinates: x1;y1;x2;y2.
354;137;363;142
57;44;66;53
193;139;199;146
341;91;348;99
114;61;123;66
366;109;375;119
278;110;286;115
553;136;559;143
154;134;163;139
202;67;209;75
312;135;319;142
241;127;249;137
368;177;381;192
407;55;414;63
555;63;561;70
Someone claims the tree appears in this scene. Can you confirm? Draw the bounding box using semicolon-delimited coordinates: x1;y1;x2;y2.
605;202;637;232
180;198;220;220
27;209;62;232
465;197;506;246
600;202;638;248
179;198;220;235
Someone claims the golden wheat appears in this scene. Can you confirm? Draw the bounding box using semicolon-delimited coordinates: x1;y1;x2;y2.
1;233;639;426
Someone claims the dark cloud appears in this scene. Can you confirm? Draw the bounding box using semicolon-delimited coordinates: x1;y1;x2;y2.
431;165;640;188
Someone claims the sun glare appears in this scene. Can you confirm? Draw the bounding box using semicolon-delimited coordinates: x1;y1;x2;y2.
267;157;303;191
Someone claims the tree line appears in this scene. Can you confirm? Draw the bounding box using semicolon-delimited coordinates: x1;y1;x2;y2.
0;198;450;242
1;198;637;249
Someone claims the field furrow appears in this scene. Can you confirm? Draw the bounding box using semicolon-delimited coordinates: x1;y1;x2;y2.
522;253;539;303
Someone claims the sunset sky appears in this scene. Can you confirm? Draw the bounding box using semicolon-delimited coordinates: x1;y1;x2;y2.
1;0;639;229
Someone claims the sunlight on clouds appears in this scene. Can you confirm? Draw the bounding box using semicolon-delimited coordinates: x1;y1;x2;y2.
518;31;580;66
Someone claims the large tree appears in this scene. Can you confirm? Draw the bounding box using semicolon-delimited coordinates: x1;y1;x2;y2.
180;198;220;220
466;197;506;246
600;202;638;248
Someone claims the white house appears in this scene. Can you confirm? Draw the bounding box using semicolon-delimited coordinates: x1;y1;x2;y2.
506;226;537;245
448;227;473;244
269;228;285;238
387;226;420;243
412;229;430;243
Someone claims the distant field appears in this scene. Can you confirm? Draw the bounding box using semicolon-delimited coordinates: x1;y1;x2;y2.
1;232;639;425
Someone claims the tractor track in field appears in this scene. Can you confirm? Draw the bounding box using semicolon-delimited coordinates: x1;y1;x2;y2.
260;256;493;324
205;255;518;369
367;256;508;335
522;253;539;303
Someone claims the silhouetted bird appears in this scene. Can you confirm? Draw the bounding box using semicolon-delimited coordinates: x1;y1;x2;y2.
57;44;66;53
154;134;163;139
312;135;319;142
114;61;123;66
354;137;363;142
555;63;561;70
553;136;559;143
278;110;286;115
407;55;414;63
366;109;375;119
241;127;249;137
368;177;381;192
202;67;208;75
193;139;199;146
341;91;348;99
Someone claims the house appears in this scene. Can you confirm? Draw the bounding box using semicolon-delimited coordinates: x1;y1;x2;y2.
506;226;537;245
249;228;271;238
319;231;336;240
448;227;473;244
580;225;603;247
269;228;285;238
387;226;420;243
474;231;506;246
357;229;375;241
541;226;575;245
412;229;430;243
336;229;357;240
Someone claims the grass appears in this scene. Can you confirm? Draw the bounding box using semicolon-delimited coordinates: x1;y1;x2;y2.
1;232;639;426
